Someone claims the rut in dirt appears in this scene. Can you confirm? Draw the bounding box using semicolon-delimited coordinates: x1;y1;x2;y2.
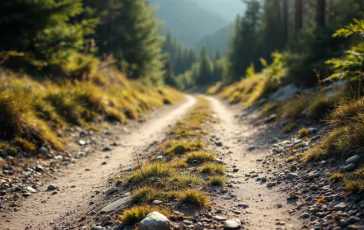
1;96;196;230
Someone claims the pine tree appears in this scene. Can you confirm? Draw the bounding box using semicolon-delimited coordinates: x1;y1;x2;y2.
0;0;92;69
92;0;164;84
196;46;212;85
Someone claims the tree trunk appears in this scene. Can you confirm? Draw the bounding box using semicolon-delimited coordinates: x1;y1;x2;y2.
316;0;326;28
283;0;288;45
295;0;303;32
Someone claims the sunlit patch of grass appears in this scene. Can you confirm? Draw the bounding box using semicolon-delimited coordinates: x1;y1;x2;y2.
208;175;226;186
163;140;205;157
286;156;296;162
307;94;336;121
206;82;224;95
128;162;175;185
199;163;226;175
178;190;209;207
329;173;344;182
166;173;201;190
169;157;188;168
130;186;178;204
12;137;36;152
120;205;170;225
344;167;364;193
262;103;280;115
186;152;216;164
298;128;309;138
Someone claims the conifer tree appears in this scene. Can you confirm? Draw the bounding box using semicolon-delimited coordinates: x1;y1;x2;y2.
196;46;213;85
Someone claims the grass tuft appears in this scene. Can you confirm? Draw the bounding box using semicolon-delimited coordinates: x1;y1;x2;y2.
186;152;216;164
199;162;226;175
167;173;201;190
128;162;175;185
120;205;170;225
208;175;226;186
178;190;209;207
298;128;309;138
163;140;205;156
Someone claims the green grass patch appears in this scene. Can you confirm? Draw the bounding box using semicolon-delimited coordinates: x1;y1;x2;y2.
186;152;216;164
166;173;201;190
178;190;209;207
163;140;205;156
199;163;226;175
128;162;175;185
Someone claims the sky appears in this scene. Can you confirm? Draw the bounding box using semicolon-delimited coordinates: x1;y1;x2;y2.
194;0;246;22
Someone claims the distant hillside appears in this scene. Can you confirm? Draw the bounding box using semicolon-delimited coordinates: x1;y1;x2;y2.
195;24;234;56
149;0;227;46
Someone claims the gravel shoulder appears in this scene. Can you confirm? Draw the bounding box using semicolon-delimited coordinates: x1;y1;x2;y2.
206;96;302;229
0;96;196;230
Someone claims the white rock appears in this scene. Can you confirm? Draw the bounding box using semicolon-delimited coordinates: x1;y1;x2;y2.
345;155;360;165
224;219;241;229
139;211;170;230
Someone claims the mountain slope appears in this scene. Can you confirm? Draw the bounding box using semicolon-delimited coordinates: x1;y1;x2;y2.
195;24;234;55
149;0;227;46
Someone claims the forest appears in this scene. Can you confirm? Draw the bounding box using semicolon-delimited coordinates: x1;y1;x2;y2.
1;0;364;229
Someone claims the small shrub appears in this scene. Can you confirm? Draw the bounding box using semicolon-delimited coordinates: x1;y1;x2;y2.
120;205;170;225
186;152;216;164
344;167;364;193
178;190;209;207
208;175;226;186
307;95;336;121
199;163;226;175
169;158;188;168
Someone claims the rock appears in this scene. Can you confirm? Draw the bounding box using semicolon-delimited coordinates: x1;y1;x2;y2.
224;219;241;229
308;128;318;134
307;171;320;180
79;140;86;145
106;187;118;195
310;185;319;191
286;173;298;180
91;227;106;230
100;197;130;213
248;146;256;151
267;182;276;187
341;163;356;172
238;203;249;209
345;155;360;165
115;180;122;186
102;147;112;152
35;165;44;172
215;158;224;164
270;84;299;102
47;184;57;191
300;213;310;219
24;186;37;193
79;131;87;137
333;202;347;211
152;200;163;205
215;142;223;147
139;211;170;230
155;156;164;161
347;216;360;225
183;220;193;225
213;216;227;222
38;147;49;156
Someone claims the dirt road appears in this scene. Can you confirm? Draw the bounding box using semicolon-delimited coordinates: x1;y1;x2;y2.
207;96;301;229
1;96;196;230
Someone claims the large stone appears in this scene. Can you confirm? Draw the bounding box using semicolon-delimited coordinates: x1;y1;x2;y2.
345;155;361;165
286;173;298;180
139;211;170;230
270;84;299;102
100;197;130;214
214;216;227;222
224;219;241;229
333;202;347;211
106;187;118;195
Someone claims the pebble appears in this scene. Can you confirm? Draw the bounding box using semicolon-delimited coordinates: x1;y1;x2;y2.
224;219;241;229
47;184;57;191
105;187;118;195
214;216;227;221
345;155;360;165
